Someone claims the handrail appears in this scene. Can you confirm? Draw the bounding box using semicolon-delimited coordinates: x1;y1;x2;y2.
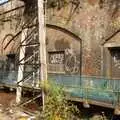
0;71;120;107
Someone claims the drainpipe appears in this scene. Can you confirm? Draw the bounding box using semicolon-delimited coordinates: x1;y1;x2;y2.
38;0;47;111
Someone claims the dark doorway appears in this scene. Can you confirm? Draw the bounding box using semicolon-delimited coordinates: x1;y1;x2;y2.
6;54;15;71
110;47;120;78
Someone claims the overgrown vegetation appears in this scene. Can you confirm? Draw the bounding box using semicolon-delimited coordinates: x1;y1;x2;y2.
36;80;81;120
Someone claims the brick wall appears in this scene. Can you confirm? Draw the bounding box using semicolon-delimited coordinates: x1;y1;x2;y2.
0;0;120;76
46;0;120;76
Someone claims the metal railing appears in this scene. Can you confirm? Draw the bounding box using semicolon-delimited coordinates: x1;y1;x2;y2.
0;71;39;88
48;74;120;107
0;71;120;107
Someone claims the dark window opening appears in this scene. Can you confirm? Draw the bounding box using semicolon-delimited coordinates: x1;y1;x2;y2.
6;54;16;71
109;47;120;78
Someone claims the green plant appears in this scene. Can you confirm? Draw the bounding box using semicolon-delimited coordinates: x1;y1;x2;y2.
36;80;81;120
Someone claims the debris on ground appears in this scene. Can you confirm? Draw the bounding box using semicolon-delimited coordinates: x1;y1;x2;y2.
0;90;36;120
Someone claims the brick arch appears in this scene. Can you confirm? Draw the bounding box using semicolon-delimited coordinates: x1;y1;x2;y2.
2;34;14;54
46;24;82;43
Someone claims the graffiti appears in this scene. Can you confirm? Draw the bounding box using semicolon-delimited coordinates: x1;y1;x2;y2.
49;52;64;64
47;25;82;74
48;49;80;74
113;52;120;69
65;48;80;74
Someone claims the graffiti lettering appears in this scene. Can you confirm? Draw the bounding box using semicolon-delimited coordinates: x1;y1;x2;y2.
65;48;80;74
49;52;64;64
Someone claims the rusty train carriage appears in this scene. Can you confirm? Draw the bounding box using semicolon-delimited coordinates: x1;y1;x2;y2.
0;0;120;109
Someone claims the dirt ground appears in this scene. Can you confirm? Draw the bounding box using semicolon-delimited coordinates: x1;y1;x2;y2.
0;89;36;120
0;89;115;120
0;90;15;107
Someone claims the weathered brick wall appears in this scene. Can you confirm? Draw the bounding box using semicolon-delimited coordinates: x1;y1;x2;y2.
47;0;120;76
0;0;24;56
0;0;120;76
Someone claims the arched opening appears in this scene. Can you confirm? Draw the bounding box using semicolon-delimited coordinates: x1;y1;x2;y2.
46;24;82;76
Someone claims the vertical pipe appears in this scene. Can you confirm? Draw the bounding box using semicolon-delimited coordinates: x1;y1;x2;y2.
101;46;104;77
38;0;47;110
80;39;82;85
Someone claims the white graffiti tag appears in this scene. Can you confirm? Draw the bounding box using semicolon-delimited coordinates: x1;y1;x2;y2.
113;53;120;69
